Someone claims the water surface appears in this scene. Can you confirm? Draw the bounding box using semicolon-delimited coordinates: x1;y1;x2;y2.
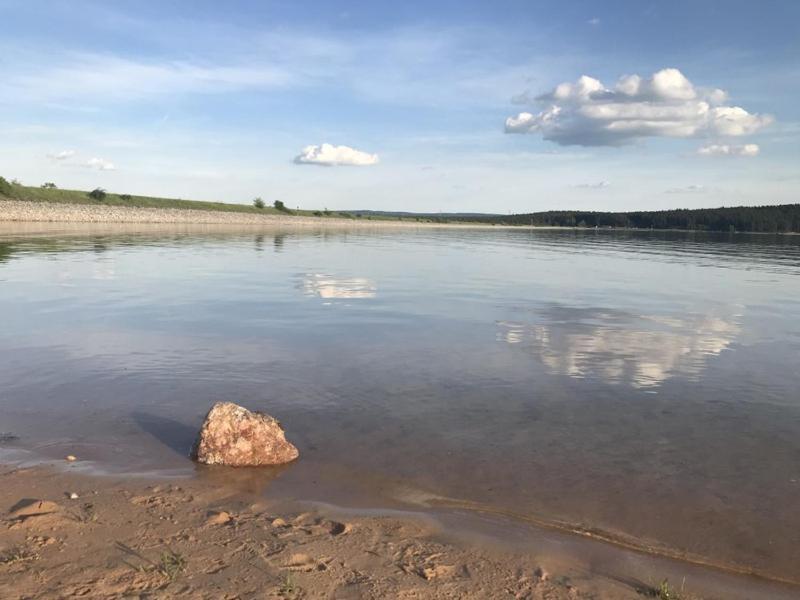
2;226;800;584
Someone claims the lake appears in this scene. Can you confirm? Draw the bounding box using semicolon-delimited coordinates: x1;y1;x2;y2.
2;225;800;585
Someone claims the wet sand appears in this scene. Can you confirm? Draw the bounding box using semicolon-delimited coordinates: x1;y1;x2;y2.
1;464;644;600
4;462;800;599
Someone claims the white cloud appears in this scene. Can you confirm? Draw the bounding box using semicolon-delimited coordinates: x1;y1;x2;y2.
47;149;75;160
574;180;610;189
665;184;706;194
697;143;759;157
505;68;773;146
294;143;379;167
5;53;294;104
588;17;601;26
86;157;116;171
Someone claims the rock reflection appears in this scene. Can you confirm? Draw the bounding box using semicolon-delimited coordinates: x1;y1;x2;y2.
497;306;741;388
302;274;376;299
195;463;291;496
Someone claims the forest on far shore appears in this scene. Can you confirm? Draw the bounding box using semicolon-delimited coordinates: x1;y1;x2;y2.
445;204;800;233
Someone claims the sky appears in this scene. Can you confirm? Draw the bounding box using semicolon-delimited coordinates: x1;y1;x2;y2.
1;0;798;213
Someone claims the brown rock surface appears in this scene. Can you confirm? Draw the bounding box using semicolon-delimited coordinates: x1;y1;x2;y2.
191;402;299;466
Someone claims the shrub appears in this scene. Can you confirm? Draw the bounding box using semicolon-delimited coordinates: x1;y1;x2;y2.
88;188;107;200
0;177;13;196
253;197;265;209
313;211;322;216
273;199;287;211
41;182;57;189
120;194;132;201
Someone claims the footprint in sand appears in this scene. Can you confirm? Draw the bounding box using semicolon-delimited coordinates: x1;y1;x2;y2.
281;553;329;572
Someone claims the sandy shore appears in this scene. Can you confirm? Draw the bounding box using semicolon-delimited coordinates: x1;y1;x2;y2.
0;200;499;229
0;465;650;600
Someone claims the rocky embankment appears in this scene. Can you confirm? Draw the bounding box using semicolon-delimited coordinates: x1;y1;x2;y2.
0;199;452;228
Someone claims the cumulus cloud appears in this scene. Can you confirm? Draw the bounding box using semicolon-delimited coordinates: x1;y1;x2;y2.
574;180;610;189
294;143;379;167
665;184;706;194
505;68;773;146
85;157;116;171
697;143;759;157
47;149;76;160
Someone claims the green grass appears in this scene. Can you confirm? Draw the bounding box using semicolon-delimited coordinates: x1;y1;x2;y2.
0;181;471;223
157;549;187;581
0;183;287;215
278;573;301;598
645;578;687;600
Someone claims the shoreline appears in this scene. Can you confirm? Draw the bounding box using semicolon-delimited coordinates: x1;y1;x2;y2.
2;461;799;599
2;199;797;235
0;464;629;599
0;199;505;229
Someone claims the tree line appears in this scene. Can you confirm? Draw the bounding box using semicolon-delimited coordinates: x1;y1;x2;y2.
454;204;800;233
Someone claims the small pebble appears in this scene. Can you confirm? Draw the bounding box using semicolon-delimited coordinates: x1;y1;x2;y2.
206;510;232;525
69;492;79;500
65;455;77;462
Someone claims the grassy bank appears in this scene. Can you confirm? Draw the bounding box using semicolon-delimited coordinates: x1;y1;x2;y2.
0;180;287;215
0;180;445;223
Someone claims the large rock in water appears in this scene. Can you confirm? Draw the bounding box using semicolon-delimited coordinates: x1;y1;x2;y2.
192;402;299;466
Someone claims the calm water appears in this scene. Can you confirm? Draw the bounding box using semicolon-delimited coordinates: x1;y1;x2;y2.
2;226;800;583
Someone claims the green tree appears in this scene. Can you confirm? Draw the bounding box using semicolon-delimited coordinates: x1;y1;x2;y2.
0;177;13;196
88;188;107;200
253;197;265;209
273;200;286;211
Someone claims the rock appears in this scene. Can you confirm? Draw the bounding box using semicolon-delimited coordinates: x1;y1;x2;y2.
65;455;77;462
205;510;231;525
68;492;79;500
191;402;299;466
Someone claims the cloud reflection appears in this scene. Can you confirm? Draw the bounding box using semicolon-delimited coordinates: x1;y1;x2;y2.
497;306;740;388
302;274;376;299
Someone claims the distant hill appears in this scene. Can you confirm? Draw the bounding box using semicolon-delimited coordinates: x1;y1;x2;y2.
348;210;500;218
352;205;800;233
457;204;800;233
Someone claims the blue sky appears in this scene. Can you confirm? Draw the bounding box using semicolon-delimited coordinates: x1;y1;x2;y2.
1;0;798;212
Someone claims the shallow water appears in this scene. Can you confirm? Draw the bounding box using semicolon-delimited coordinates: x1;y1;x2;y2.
2;226;800;584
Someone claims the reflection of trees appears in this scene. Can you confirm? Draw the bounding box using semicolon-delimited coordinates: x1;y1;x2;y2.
0;243;12;264
497;306;741;388
0;231;304;264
